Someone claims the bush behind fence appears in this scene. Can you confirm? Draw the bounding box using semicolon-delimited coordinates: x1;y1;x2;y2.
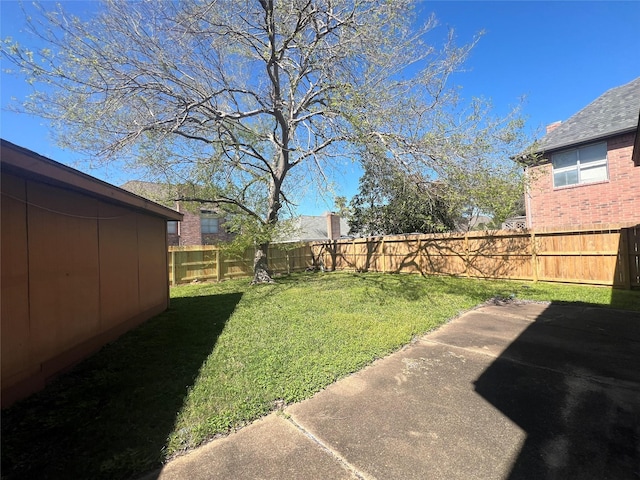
168;224;640;289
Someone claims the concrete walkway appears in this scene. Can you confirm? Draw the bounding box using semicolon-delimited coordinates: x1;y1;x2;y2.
144;302;640;480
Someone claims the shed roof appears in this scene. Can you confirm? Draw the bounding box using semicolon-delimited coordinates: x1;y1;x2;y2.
536;77;640;154
1;139;183;221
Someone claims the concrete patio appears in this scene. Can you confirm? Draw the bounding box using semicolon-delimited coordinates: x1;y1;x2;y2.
144;301;640;480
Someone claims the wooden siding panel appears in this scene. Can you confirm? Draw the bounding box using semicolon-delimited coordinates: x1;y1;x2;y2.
1;173;31;384
137;214;169;311
27;182;101;364
98;203;140;329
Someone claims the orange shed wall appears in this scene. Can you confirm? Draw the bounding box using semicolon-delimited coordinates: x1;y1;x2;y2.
526;133;640;228
1;172;170;407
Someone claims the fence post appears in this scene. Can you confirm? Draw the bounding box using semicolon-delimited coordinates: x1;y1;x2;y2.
382;238;386;273
619;227;631;290
352;238;357;271
531;231;538;283
464;233;470;277
170;249;176;286
216;248;222;282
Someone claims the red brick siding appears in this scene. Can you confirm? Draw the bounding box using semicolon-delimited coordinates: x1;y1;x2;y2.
167;233;179;246
201;227;236;245
178;210;203;245
168;208;236;246
526;133;639;228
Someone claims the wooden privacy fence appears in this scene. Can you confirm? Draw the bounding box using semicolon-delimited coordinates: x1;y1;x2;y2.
168;244;316;285
311;224;640;289
167;225;640;289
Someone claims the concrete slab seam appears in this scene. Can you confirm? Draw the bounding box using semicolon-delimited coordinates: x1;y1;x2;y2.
283;414;374;480
473;305;550;318
421;338;640;392
472;311;539;323
419;338;502;360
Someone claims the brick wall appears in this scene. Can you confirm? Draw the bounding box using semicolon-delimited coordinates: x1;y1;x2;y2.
171;206;236;246
327;213;342;240
526;133;639;228
167;233;179;246
202;227;236;245
178;210;203;245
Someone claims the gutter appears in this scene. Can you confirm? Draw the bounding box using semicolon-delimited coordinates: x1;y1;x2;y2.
532;125;638;159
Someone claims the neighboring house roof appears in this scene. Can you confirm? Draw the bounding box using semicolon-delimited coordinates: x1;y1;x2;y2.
536;77;640;154
121;180;222;215
453;214;493;232
277;214;350;242
120;180;179;208
1;140;182;221
467;214;493;228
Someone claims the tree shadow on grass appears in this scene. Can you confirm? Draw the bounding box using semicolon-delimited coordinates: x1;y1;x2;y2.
1;292;242;480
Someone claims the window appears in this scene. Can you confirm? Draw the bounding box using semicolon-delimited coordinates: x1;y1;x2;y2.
167;221;178;235
201;216;219;234
552;142;608;188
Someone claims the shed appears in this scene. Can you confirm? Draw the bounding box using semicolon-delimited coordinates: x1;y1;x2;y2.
1;139;183;407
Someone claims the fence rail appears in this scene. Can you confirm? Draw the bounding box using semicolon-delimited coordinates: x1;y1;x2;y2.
168;224;640;289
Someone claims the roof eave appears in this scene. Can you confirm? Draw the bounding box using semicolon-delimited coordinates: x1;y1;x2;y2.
1;139;183;221
528;125;638;162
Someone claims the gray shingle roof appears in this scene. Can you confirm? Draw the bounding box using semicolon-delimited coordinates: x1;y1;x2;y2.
537;77;640;153
120;180;178;206
276;215;350;242
120;181;214;210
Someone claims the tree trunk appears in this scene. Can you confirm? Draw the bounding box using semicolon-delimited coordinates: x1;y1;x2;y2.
251;243;275;284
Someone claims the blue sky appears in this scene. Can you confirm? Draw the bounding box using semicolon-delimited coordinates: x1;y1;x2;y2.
1;1;639;215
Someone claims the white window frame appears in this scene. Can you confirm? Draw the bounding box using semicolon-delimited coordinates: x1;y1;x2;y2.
552;141;608;188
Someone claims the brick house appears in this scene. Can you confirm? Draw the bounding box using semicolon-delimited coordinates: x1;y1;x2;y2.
121;181;236;246
523;77;640;229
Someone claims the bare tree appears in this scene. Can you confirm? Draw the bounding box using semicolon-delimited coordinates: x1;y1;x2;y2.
3;0;530;282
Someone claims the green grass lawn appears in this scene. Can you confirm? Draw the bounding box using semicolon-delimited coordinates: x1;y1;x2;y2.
2;272;639;479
